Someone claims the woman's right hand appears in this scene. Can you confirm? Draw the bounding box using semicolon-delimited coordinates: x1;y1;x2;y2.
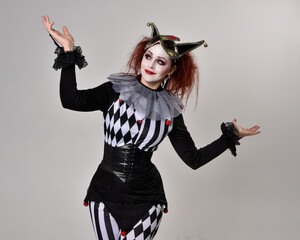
42;15;74;52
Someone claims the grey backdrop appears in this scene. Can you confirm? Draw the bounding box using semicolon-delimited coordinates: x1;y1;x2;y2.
1;0;299;239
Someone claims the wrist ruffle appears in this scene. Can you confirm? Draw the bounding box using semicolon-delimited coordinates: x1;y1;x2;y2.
221;122;240;157
49;34;88;71
52;46;88;70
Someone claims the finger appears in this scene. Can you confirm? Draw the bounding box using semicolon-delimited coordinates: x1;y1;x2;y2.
249;126;260;132
62;26;70;35
232;119;238;130
45;15;50;25
46;16;54;28
43;16;54;32
42;16;47;28
42;16;50;29
250;131;261;135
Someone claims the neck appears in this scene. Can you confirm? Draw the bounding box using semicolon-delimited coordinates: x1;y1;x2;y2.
140;77;162;90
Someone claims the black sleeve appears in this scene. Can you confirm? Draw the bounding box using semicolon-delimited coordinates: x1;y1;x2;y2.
59;64;118;112
168;114;230;170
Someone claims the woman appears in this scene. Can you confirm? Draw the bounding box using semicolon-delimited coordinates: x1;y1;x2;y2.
42;16;260;240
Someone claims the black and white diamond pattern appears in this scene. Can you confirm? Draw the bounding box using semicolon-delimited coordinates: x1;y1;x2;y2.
120;205;163;240
104;100;141;147
104;99;174;152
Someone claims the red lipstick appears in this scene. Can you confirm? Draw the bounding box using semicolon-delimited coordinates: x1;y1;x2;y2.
145;69;155;75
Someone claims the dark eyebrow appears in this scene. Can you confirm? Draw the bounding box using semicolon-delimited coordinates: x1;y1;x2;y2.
147;50;167;61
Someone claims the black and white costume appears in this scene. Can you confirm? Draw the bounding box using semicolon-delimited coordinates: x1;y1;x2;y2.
59;62;237;239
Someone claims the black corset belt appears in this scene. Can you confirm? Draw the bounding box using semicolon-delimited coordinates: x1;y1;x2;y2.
101;143;154;183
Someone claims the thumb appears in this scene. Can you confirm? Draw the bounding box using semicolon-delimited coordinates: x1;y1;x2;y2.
62;26;70;35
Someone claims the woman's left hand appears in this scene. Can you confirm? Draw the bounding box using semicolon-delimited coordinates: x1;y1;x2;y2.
232;118;261;138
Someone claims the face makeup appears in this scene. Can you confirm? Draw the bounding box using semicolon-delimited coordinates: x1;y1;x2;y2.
140;43;173;89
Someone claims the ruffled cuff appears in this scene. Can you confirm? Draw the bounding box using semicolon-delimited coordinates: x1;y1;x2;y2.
52;46;87;70
49;34;88;71
221;122;240;157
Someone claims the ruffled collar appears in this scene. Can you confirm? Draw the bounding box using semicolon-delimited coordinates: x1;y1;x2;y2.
108;74;183;120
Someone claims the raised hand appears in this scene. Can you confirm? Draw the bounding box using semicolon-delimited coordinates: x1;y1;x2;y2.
42;15;74;52
232;118;261;138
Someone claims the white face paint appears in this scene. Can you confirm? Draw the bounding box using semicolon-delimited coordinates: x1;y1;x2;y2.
140;43;173;89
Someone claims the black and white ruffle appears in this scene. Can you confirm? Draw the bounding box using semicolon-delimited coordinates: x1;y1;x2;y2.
108;74;184;120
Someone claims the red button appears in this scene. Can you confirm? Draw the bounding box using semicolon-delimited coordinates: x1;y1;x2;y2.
138;120;142;124
119;99;122;103
166;120;171;126
83;202;88;207
121;231;127;236
163;208;168;213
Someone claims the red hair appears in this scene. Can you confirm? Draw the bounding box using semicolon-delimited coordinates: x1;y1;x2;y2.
126;37;199;103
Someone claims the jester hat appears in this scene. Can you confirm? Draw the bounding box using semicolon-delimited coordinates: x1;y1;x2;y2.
145;22;207;61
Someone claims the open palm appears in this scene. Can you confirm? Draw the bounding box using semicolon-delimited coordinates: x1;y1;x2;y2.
42;15;74;52
232;118;260;138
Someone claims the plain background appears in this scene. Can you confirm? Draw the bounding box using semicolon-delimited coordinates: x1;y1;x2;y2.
1;0;299;239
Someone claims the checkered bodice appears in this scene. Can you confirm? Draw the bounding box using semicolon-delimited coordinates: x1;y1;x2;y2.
104;99;174;152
